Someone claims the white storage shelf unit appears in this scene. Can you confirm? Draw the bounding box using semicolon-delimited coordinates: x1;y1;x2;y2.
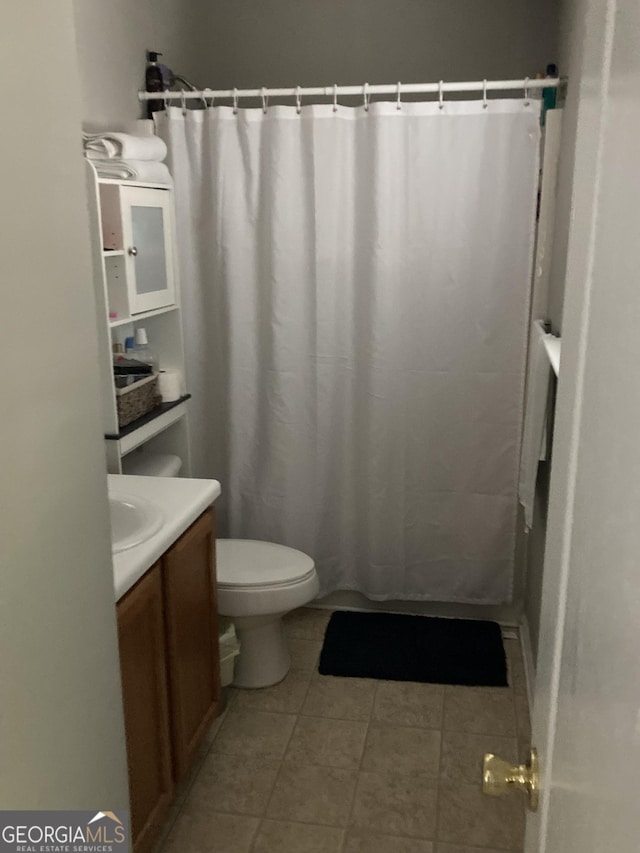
85;163;192;475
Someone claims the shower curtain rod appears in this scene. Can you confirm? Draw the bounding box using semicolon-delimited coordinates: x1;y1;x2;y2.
138;76;560;104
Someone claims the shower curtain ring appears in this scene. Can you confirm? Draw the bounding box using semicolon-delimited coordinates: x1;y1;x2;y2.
261;87;269;114
295;86;302;114
363;82;370;112
482;79;488;109
438;80;444;110
333;83;339;113
233;88;239;114
396;81;402;111
180;89;187;115
202;87;214;109
524;77;530;106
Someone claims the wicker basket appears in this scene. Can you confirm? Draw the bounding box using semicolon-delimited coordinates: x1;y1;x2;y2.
115;373;161;428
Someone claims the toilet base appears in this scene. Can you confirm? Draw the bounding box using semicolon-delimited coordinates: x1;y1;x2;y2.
232;614;291;688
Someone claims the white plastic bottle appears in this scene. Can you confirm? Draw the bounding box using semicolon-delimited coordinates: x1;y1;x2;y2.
133;327;158;372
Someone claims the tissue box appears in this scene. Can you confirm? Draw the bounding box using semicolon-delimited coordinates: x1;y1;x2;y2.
115;373;161;428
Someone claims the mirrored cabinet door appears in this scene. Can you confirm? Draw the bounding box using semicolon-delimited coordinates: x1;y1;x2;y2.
121;186;176;313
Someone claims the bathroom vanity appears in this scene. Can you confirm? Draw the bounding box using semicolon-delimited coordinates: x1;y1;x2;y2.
111;475;222;853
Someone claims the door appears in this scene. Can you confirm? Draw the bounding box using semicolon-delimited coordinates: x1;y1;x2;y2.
163;508;221;781
120;185;176;314
521;0;640;850
117;564;173;853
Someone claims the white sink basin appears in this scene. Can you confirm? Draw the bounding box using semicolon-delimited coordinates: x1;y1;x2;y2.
109;492;164;553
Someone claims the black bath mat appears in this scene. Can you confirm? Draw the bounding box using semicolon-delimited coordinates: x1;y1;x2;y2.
318;611;508;687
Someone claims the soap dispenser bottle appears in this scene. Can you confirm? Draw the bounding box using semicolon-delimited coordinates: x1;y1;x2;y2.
145;50;165;118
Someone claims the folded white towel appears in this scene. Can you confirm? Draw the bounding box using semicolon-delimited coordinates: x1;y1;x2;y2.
83;132;167;162
90;159;173;185
518;320;554;530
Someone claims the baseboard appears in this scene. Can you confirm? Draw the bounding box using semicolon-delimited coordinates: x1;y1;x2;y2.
518;613;536;710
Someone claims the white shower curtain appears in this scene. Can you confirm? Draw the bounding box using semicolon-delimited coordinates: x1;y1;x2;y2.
157;98;540;604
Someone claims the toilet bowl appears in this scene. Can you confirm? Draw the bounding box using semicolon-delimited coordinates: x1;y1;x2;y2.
216;539;319;688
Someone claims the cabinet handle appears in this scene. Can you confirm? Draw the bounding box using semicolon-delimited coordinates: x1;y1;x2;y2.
128;246;138;257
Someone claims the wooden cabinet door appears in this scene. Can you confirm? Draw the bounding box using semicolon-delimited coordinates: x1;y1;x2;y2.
117;564;173;853
163;508;221;781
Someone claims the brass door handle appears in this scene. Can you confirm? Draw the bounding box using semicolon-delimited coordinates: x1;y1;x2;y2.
482;747;539;812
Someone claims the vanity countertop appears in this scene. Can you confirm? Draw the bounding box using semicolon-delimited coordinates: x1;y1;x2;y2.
109;474;222;601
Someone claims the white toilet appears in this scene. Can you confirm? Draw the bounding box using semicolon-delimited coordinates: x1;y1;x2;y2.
216;539;319;688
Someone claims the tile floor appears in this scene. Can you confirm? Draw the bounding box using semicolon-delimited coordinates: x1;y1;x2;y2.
160;608;531;853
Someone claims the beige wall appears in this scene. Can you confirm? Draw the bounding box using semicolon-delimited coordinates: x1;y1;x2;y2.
73;0;207;130
0;1;128;810
196;0;559;91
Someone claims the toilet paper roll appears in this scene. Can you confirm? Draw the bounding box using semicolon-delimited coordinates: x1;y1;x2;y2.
157;369;183;402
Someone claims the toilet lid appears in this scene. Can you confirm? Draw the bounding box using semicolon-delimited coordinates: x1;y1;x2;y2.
216;539;316;589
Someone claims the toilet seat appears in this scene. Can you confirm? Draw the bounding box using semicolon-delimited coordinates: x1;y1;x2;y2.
216;539;315;590
216;538;319;622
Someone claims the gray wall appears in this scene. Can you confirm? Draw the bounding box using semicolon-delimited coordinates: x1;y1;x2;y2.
74;0;560;129
0;1;128;810
73;0;207;130
196;0;559;92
